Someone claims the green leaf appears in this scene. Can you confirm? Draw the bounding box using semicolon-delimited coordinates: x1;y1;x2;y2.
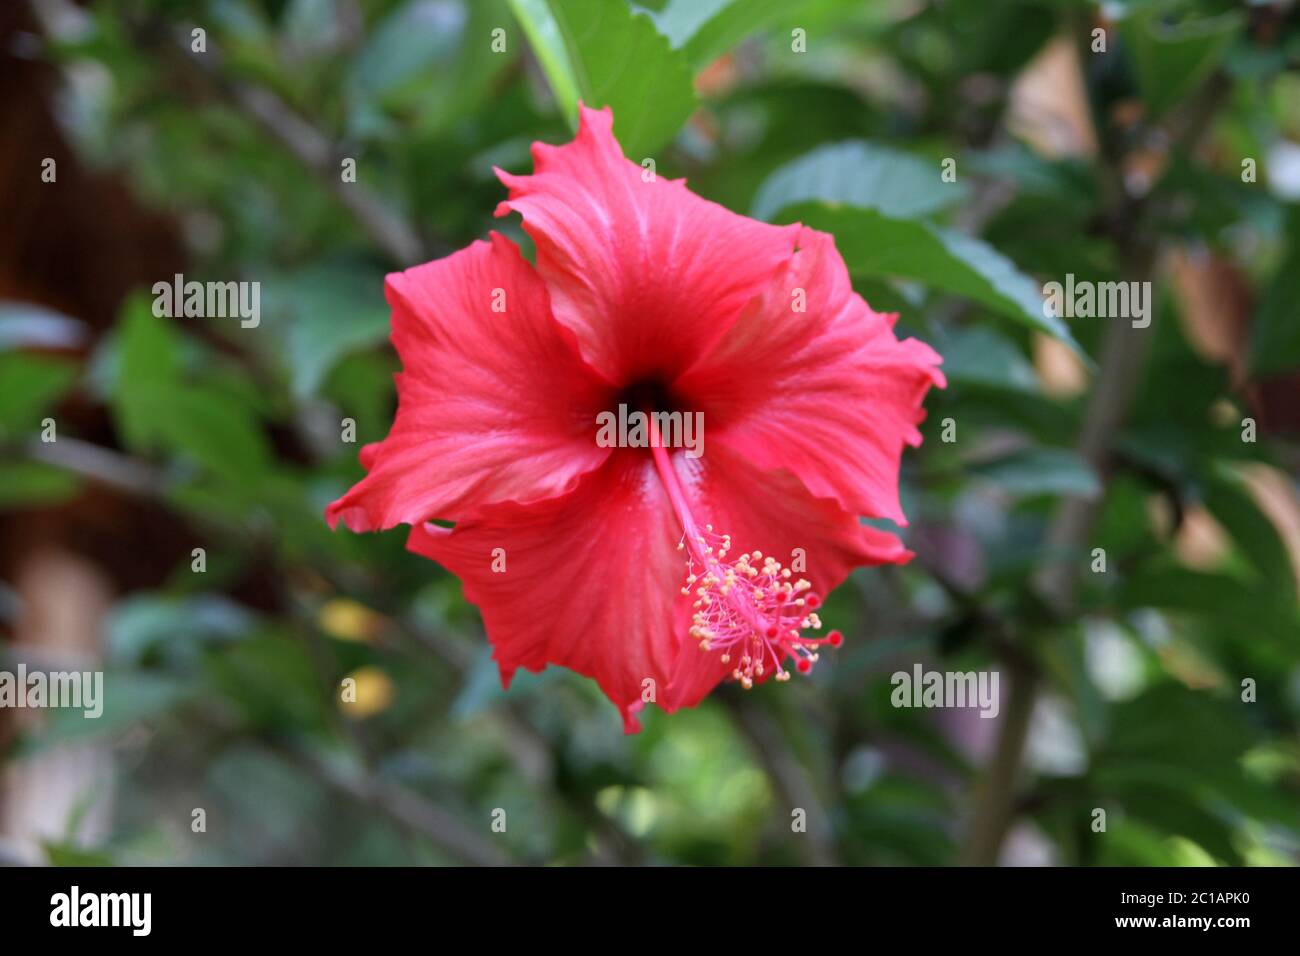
938;325;1039;392
203;630;332;731
649;0;814;70
110;299;270;483
107;593;255;666
752;140;967;221
1089;683;1274;864
0;352;78;436
12;671;195;752
1202;469;1297;606
41;842;114;867
769;202;1082;352
513;0;697;157
969;447;1100;498
451;646;512;719
417;0;517;133
1117;567;1294;649
282;0;345;54
1248;207;1300;377
114;295;180;395
0;460;82;508
507;0;582;127
264;264;391;398
128;383;272;484
1122;8;1242;120
348;0;464;101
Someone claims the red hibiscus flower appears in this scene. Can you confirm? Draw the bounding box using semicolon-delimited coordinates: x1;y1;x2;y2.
327;105;944;733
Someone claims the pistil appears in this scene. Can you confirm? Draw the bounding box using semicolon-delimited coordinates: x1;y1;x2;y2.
645;416;841;687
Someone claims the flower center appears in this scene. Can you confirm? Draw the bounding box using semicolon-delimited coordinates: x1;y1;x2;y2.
645;414;842;688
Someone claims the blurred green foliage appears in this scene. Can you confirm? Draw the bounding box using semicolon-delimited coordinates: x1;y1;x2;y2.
1;0;1298;866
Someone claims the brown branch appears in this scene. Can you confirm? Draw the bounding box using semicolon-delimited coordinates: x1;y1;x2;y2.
24;435;167;497
959;55;1233;865
271;741;513;866
176;57;428;265
727;694;839;866
75;5;431;265
21;437;637;862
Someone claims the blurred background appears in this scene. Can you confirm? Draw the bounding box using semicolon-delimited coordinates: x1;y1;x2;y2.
1;0;1298;866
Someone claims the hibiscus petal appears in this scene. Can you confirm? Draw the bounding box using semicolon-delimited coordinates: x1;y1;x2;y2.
406;443;908;732
494;104;801;385
326;232;613;532
663;441;911;703
675;226;946;525
407;450;684;733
